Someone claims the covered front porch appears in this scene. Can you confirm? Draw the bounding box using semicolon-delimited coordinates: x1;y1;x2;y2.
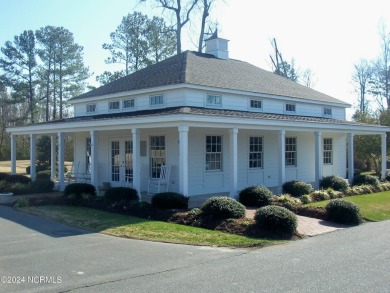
8;117;389;198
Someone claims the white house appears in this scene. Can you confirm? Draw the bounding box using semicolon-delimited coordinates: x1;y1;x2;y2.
7;33;389;197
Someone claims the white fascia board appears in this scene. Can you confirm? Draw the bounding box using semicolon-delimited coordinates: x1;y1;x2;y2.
7;113;388;135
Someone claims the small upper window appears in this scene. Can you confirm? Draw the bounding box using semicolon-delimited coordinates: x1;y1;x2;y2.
123;99;135;109
250;99;262;109
285;103;296;112
206;94;222;106
150;95;164;106
86;104;96;113
323;107;332;116
109;101;120;110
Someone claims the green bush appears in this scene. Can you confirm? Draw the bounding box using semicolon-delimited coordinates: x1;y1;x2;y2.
26;165;49;174
36;170;51;180
320;176;349;192
0;172;10;181
104;187;139;202
310;191;330;202
352;174;379;186
282;181;312;197
239;186;273;207
300;194;312;204
30;179;54;193
151;192;188;209
254;205;298;235
326;199;360;225
8;182;31;195
64;183;96;205
200;196;246;219
5;174;31;185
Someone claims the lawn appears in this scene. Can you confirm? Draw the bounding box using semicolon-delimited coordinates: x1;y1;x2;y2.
22;205;283;248
308;191;390;221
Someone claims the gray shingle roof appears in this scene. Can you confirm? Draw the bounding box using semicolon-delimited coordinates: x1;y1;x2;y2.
72;51;348;105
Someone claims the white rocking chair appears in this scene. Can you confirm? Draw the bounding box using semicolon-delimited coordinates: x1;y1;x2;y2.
67;161;80;182
147;165;171;195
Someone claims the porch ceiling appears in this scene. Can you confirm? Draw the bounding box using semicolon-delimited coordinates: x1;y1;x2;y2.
7;106;390;135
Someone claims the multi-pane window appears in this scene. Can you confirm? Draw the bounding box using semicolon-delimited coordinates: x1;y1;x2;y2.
323;138;333;164
206;94;222;106
249;137;263;168
111;141;120;181
285;137;297;166
323;107;332;116
125;141;133;180
150;95;164;106
250;99;262;109
150;136;166;178
123;99;135;109
86;104;96;113
86;138;91;173
109;101;120;110
285;103;296;112
206;135;222;171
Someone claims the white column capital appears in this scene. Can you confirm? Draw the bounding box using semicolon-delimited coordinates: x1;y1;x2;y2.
278;129;286;136
229;128;238;135
178;125;189;132
132;128;140;135
314;131;322;137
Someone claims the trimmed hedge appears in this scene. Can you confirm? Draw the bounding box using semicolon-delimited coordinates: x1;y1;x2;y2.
0;172;10;181
26;165;49;175
326;199;360;225
282;181;312;197
239;185;273;207
64;183;96;205
352;174;379;186
104;187;139;202
36;170;51;180
320;176;349;192
30;179;54;193
151;192;188;209
200;196;246;219
254;205;298;235
5;174;31;185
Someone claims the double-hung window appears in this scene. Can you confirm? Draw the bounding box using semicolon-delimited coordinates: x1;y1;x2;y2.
285;137;297;167
323;138;333;164
249;137;263;168
205;135;222;171
150;136;166;178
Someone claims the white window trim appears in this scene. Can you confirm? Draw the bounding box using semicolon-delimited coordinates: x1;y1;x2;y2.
249;98;263;112
285;136;297;167
323;138;333;165
123;98;136;111
86;104;97;114
149;94;165;107
205;134;223;172
205;94;222;107
285;103;296;114
323;107;333;117
249;136;264;169
108;100;120;112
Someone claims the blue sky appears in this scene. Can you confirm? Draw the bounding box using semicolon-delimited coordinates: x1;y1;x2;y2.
1;0;390;115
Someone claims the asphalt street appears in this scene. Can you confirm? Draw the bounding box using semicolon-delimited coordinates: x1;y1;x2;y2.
0;205;389;293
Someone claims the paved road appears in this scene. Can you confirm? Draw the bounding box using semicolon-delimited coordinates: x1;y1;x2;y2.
0;205;389;293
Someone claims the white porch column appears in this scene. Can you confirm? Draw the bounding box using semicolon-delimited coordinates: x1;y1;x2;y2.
58;132;65;190
314;131;322;189
132;128;141;198
30;134;37;181
10;134;16;175
179;125;189;196
50;135;56;181
278;130;286;194
90;130;98;188
347;133;354;183
229;128;238;198
381;133;387;180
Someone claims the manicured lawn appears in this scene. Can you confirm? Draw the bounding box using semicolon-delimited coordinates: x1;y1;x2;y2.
22;205;283;248
308;191;390;221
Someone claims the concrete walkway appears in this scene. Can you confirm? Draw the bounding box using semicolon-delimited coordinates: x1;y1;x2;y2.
246;208;348;236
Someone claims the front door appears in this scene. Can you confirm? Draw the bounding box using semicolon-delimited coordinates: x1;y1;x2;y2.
110;139;133;186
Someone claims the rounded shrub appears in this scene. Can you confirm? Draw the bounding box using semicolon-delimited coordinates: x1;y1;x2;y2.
239;185;273;207
352;174;379;186
36;170;51;180
0;172;10;181
64;183;96;205
254;205;297;235
104;187;139;202
5;174;31;185
282;181;312;197
26;165;49;174
200;196;246;219
151;192;189;209
320;176;349;192
310;191;330;202
30;179;54;193
326;199;360;225
8;182;31;195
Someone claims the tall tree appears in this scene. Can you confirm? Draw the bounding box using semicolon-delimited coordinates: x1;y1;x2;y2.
269;38;298;82
96;70;126;85
352;59;373;113
197;0;213;52
141;0;199;54
0;30;38;123
103;12;149;75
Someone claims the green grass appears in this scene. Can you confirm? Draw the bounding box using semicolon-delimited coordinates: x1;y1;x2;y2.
22;205;282;248
308;191;390;221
